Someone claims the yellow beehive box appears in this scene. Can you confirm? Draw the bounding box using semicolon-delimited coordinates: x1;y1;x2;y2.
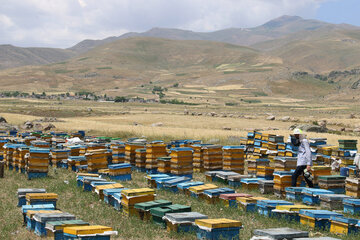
275;205;316;212
95;183;124;192
121;188;155;197
189;184;218;194
299;215;316;228
195;218;242;229
26;210;62;218
26;193;58;201
121;194;155;206
63;225;112;235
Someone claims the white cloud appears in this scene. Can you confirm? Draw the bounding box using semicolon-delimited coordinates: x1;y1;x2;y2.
0;0;330;48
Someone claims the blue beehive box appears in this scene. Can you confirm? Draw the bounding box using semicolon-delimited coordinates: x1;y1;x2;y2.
177;181;204;192
257;200;294;217
147;174;170;188
81;177;108;191
163;177;191;192
22;204;55;223
302;188;334;205
299;210;343;229
155;177;178;189
103;188;124;206
203;188;235;198
285;187;306;201
343;198;360;215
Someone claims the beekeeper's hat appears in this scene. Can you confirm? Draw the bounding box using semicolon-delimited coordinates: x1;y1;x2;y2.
293;129;303;135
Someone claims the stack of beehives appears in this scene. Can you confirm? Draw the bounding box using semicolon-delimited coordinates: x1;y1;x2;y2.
222;146;245;174
274;157;297;172
157;157;171;173
334;140;358;167
285;135;299;157
125;142;145;165
346;178;360;198
86;149;108;172
311;166;332;185
192;144;211;172
26;148;50;179
273;171;300;197
170;147;193;176
50;149;69;167
31;140;50;149
108;163;132;181
203;145;222;171
135;148;147;169
4;144;15;170
146;141;167;171
17;146;30;173
68;146;80;157
121;188;155;217
110;143;125;164
316;145;335;165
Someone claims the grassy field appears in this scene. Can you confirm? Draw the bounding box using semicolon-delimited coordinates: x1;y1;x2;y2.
1;168;359;240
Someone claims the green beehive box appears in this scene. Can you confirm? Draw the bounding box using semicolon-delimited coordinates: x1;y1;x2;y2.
135;200;172;211
338;140;357;150
150;204;191;228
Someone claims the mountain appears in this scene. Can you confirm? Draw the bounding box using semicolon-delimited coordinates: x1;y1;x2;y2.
69;15;336;54
0;44;75;70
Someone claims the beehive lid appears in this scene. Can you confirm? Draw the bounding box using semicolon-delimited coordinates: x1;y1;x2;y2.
219;193;252;200
95;183;124;191
146;174;170;180
302;188;334;196
108;163;131;170
27;210;62;218
299;210;343;219
318;175;345;181
319;194;350;201
343;198;360;205
275;205;316;212
45;220;89;231
330;216;359;225
121;188;155;197
150;204;189;217
216;172;240;179
63;225;112;235
204;171;227;177
22;204;55;213
17;188;46;197
273;171;293;176
195;218;242;229
285;187;306;193
90;182;116;188
82;177;107;183
103;188;125;196
164;177;190;185
189;184;218;193
253;228;308;239
164;212;208;223
33;212;76;223
134;200;172;211
26;193;58;200
312;166;331;170
222;146;245;150
257;200;293;207
258;180;274;185
203;188;235;197
170;147;193;152
240;178;259;184
177;181;204;190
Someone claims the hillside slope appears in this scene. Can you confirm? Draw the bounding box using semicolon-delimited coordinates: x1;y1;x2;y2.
0;45;75;70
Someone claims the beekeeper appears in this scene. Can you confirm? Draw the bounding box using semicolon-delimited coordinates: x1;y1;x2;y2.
291;129;314;188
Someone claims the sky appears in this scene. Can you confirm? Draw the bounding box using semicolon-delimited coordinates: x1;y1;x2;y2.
0;0;358;48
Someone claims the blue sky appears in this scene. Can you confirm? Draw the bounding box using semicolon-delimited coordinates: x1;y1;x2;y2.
316;0;360;25
0;0;359;48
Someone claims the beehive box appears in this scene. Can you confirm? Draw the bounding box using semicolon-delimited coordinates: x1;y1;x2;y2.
271;205;316;222
285;187;306;201
258;180;274;194
146;174;170;188
330;216;359;235
302;188;334;205
164;212;208;233
157;157;171;173
219;193;252;208
146;141;167;170
240;178;259;191
22;204;55;224
135;148;147;169
257;200;294;217
345;178;360;198
18;188;46;207
299;210;343;229
33;212;76;236
134;200;172;221
188;184;218;198
274;157;297;171
203;188;235;204
150;204;191;228
177;181;204;195
108;163;131;180
203;145;223;171
110;143;125;164
125;142;145;165
121;188;156;216
170;147;193;176
26;148;50;179
318;175;346;193
222;146;245;174
236;196;269;212
86;149;108;172
343;198;360;215
63;225;116;239
192;144;212;172
26;193;58;208
253;228;308;240
103;188;125;206
319;194;351;210
163;176;191;192
95;183;124;200
26;210;63;231
45;220;89;240
195;218;242;240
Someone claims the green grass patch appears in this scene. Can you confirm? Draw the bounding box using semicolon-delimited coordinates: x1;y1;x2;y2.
225;102;238;106
78;57;89;61
242;99;262;103
175;73;186;76
54;69;73;74
160;99;198;105
96;67;112;70
252;91;268;97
